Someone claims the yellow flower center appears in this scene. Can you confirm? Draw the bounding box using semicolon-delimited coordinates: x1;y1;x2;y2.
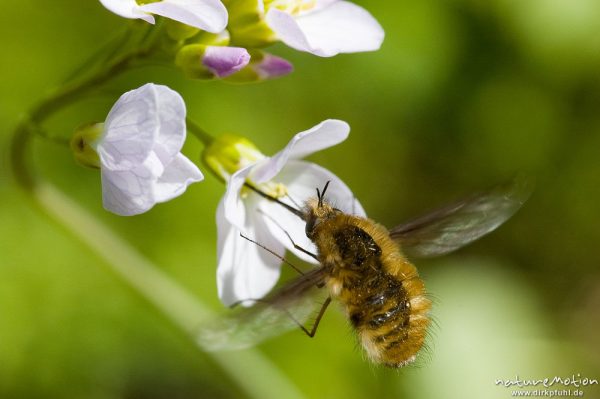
202;132;290;200
265;0;317;15
249;180;288;199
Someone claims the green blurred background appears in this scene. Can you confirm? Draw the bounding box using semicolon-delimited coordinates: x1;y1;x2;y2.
1;1;600;398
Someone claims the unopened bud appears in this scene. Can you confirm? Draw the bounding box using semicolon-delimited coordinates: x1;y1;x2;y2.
176;44;251;79
227;0;277;47
71;123;103;169
202;133;266;181
225;51;293;83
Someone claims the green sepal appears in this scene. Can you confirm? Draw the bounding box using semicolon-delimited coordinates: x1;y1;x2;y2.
202;133;265;181
175;44;215;79
227;0;277;48
71;123;103;169
194;30;232;46
165;20;201;41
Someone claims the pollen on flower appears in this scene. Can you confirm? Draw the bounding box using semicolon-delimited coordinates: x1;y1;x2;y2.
267;0;317;15
263;181;288;198
240;180;287;200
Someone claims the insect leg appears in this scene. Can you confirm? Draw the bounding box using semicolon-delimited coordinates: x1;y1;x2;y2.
303;296;332;338
270;296;331;338
228;296;330;338
285;193;302;210
239;233;305;275
257;209;319;261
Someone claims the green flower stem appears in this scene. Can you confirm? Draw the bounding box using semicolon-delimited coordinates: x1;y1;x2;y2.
33;182;305;399
11;46;152;189
187;117;215;146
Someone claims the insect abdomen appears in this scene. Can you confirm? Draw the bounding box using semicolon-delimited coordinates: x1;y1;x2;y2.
342;269;430;367
323;216;432;367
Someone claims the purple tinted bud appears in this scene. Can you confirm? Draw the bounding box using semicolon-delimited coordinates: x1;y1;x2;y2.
202;46;251;78
255;54;294;79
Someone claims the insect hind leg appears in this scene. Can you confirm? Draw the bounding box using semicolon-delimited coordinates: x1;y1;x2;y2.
228;296;332;338
302;296;331;338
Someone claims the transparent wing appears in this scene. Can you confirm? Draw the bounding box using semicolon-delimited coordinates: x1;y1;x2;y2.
196;267;328;351
389;175;533;258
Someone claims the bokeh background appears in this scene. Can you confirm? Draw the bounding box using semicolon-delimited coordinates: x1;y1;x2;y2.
1;1;600;398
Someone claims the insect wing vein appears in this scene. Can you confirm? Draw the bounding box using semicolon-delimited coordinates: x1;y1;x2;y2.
390;176;533;258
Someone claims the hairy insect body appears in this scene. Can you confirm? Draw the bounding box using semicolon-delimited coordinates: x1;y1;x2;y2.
306;199;432;367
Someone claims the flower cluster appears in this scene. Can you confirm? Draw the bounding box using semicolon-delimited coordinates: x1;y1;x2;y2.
69;0;384;306
72;82;363;305
99;0;384;81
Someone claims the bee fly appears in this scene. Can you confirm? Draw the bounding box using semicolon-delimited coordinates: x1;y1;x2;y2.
198;177;531;368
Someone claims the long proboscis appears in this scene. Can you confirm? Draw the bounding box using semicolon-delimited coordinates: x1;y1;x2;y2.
244;183;305;219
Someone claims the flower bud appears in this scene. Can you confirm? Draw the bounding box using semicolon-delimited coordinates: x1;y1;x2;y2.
176;44;251;79
195;30;232;47
202;133;266;181
225;51;293;83
226;0;277;47
70;122;103;169
165;19;201;41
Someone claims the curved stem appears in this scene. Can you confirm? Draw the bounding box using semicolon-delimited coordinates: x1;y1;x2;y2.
10;44;152;189
9;25;308;399
187;117;214;146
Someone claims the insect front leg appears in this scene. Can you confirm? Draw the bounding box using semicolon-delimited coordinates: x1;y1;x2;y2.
239;233;305;275
257;209;319;261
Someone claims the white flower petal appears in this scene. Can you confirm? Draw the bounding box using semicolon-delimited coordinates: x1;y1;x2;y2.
265;9;311;54
223;165;254;229
101;160;157;216
139;0;228;33
281;160;365;216
97;83;204;216
153;153;204;203
312;0;339;10
266;1;384;57
251;119;349;183
98;83;160;171
99;0;155;23
153;85;187;166
216;200;284;306
259;198;317;264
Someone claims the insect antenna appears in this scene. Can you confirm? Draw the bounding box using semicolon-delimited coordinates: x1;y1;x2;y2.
317;180;331;208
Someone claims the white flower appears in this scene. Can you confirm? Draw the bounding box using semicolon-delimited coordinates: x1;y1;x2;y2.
264;0;384;57
99;0;228;33
95;83;204;216
216;119;365;305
